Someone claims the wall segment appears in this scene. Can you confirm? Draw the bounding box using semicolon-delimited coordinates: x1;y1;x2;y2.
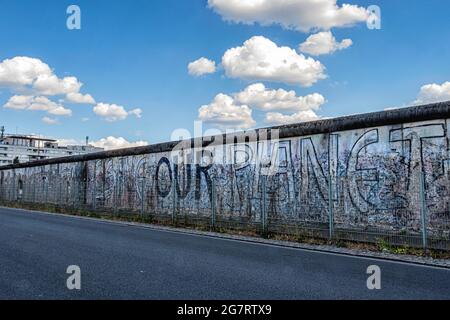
1;102;450;249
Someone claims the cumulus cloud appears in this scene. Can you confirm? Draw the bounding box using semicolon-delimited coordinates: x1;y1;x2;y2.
42;116;59;125
93;103;143;122
235;83;325;125
199;83;326;128
0;56;94;104
33;74;82;96
57;136;148;151
93;103;129;122
235;83;326;112
188;57;217;76
208;0;370;32
4;95;72;116
198;93;256;129
56;138;82;146
414;82;450;105
3;95;33;110
222;36;326;87
265;110;321;125
299;31;352;56
66;92;96;104
0;56;52;88
91;136;149;151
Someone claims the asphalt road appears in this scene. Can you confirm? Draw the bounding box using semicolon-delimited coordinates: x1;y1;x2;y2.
0;207;449;300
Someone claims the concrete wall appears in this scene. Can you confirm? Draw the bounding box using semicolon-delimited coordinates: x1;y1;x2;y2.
1;102;450;247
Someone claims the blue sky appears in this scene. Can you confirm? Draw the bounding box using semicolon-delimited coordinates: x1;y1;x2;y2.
0;0;449;148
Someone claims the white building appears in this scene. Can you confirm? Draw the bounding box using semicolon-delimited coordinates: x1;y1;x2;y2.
0;127;103;165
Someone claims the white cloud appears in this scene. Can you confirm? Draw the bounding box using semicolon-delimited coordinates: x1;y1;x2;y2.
198;93;256;129
91;136;149;151
208;0;370;32
47;106;72;116
265;110;321;125
33;74;82;96
128;108;143;118
414;82;450;105
4;95;72;116
93;103;128;122
235;83;326;112
235;83;326;125
29;96;72;116
57;138;82;146
0;56;52;87
42;116;59;125
199;83;326;128
3;95;33;110
222;36;326;87
0;56;142;122
57;136;148;151
0;56;95;105
188;57;217;76
93;103;143;122
66;92;96;104
299;31;352;56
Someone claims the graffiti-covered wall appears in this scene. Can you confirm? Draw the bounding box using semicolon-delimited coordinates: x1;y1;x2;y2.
1;103;450;247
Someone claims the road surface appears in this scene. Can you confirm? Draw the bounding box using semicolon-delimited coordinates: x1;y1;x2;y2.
0;207;449;300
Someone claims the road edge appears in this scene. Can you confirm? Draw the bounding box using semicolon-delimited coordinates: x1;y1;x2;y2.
2;206;449;269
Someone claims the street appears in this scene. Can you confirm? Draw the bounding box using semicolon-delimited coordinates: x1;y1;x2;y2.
0;207;448;300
